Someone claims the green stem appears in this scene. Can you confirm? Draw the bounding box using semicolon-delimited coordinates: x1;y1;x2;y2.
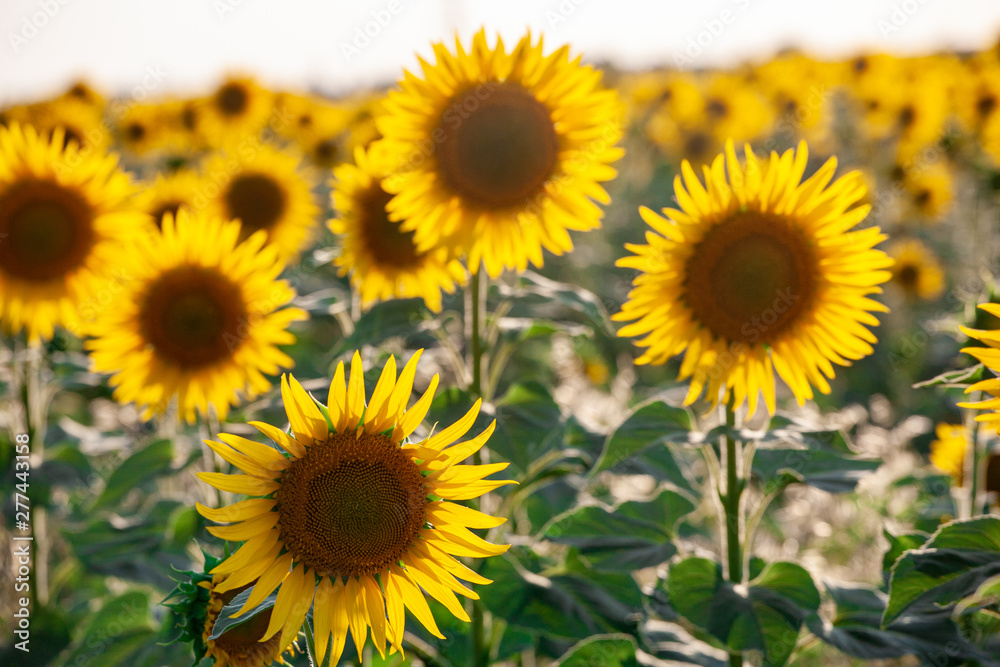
723;401;743;667
470;269;484;398
969;398;982;517
467;267;489;667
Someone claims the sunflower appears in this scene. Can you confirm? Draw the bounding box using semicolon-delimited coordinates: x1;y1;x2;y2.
958;304;1000;430
140;169;202;228
330;147;466;312
116;103;168;156
0;122;150;343
929;423;967;486
85;208;306;423
377;29;624;278
887;238;945;300
614;140;893;416
166;553;297;667
204;145;318;262
196;351;512;665
24;98;110;154
59;80;105;110
201;76;275;145
901;162;953;220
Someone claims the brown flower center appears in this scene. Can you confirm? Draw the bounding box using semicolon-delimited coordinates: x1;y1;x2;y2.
0;179;95;282
895;263;919;289
206;583;283;666
224;173;287;239
276;431;427;578
435;82;559;209
683;211;819;345
359;185;421;268
139;266;248;368
216;83;249;116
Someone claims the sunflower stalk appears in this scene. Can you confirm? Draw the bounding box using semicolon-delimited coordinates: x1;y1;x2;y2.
967;393;983;517
722;399;744;667
17;338;48;607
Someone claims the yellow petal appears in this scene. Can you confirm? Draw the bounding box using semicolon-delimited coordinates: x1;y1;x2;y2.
426;501;506;529
196;472;279;496
328;361;348;433
360;575;387;659
282;374;329;443
312;577;334;666
365;355;397;434
206;511;278;541
262;562;307;641
250;420;306;459
346;351;367;431
388;564;445;639
424;399;481;450
234;552;293;617
345;576;369;658
395;374;440;442
216;433;290;470
196;498;276;524
210;530;280;575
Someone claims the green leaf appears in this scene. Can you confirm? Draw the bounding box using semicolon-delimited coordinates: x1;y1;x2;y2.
499;270;615;337
543;489;695;571
209;586;279;640
665;558;820;667
751;447;880;494
884;516;1000;626
332;298;435;356
555;635;638;666
808;581;998;663
479;550;643;641
93;438;175;509
491;381;566;474
881;528;930;578
53;591;154;667
592;400;694;479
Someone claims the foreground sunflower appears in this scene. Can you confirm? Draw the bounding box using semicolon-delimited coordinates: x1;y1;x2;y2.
86;209;306;422
330;147;466;312
958;304;1000;430
204;145;318;262
377;29;624;277
166;553;297;667
615;140;893;416
196;351;511;665
0;122;149;343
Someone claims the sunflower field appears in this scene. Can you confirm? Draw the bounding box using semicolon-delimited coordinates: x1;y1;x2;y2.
4;15;1000;667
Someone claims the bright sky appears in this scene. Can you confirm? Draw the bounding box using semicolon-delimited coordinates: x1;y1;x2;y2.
2;0;999;105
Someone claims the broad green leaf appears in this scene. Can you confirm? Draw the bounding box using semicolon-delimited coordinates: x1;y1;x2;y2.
491;381;565;474
93;438;175;509
640;619;728;666
53;591;154;667
479;550;643;641
498;270;615;337
884;516;1000;626
209;587;279;640
665;557;820;667
555;635;638;666
881;529;930;578
543;489;695;571
809;581;997;663
592;400;694;480
332;298;435;356
751;447;880;494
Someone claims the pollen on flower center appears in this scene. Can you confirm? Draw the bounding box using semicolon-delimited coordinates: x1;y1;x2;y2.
138;266;248;369
435;82;559;208
276;430;427;578
359;186;421;268
683;211;819;345
0;180;95;282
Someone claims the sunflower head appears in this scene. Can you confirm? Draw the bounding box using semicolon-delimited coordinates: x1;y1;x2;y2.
85;208;307;423
959;303;1000;430
203;144;318;262
201;76;275;145
888;239;945;301
614;140;893;416
165;552;297;667
0;122;151;343
330;146;466;312
929;423;968;486
377;28;624;277
196;350;513;666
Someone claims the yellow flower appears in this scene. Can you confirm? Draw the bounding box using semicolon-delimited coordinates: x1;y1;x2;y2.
200;76;275;145
929;423;967;486
196;351;512;665
0;122;150;343
887;239;945;301
330;147;466;312
22;98;110;154
85;208;306;423
614;140;893;416
377;29;624;277
203;144;318;263
140;169;201;228
116;103;169;156
201;574;297;667
902;162;953;220
959;303;1000;430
